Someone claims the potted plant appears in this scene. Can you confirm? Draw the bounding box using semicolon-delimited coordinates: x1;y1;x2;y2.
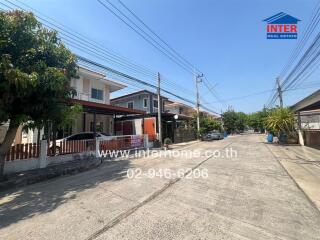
266;108;296;144
153;139;161;148
163;138;172;149
267;130;274;143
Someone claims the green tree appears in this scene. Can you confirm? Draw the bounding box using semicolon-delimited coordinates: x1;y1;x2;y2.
190;112;222;135
235;112;247;132
222;110;238;133
199;117;221;135
247;108;268;132
0;10;79;179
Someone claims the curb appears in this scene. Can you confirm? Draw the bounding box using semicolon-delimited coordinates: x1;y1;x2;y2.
0;157;101;192
265;143;320;215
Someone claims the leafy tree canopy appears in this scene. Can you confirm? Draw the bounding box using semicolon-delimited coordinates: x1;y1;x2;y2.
0;10;80;179
190;112;222;135
246;108;269;132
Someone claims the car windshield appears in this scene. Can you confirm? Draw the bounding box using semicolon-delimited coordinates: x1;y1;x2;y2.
99;132;110;136
209;131;220;134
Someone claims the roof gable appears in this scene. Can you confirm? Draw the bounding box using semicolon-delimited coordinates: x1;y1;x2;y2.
263;12;300;24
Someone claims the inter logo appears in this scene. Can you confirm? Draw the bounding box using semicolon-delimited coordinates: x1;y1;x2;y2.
263;12;300;39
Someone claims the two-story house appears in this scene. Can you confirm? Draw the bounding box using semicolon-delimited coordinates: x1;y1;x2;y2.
70;67;126;136
164;100;196;117
0;66;145;144
62;67;146;139
110;91;197;143
110;90;167;114
110;90;167;140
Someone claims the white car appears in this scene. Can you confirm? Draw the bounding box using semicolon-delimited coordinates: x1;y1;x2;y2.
49;132;115;154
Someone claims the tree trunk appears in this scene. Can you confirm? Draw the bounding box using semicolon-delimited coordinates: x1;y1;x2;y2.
52;124;57;155
37;127;41;146
0;122;19;181
47;122;51;149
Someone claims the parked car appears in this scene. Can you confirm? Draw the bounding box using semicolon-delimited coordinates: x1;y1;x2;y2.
52;132;114;145
201;131;224;141
58;132;111;142
49;132;113;155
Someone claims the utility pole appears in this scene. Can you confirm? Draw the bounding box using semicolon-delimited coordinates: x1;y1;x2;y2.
195;73;203;137
157;72;162;145
220;109;223;129
276;77;283;107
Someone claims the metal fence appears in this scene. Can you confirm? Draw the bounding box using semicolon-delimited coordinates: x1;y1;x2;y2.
5;143;39;161
99;135;144;151
47;139;96;156
5;134;146;161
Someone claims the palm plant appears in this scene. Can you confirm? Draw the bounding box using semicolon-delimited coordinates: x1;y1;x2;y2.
266;108;296;142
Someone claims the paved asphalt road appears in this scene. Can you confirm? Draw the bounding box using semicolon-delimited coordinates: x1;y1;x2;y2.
0;134;319;240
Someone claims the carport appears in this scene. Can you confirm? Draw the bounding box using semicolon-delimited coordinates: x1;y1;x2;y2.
70;99;146;136
291;90;320;148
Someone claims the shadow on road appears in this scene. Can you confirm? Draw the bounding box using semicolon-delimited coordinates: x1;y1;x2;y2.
0;159;131;229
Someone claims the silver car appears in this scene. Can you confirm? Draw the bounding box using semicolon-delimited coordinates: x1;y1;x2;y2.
202;131;224;141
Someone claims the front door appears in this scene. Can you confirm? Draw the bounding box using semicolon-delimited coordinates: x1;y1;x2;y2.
144;118;156;140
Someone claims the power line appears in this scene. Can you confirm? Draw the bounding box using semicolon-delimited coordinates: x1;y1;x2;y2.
97;0;195;74
280;3;320;78
77;55;218;114
0;1;217;114
202;77;228;107
12;0;159;78
267;2;320;108
116;0;201;74
1;0;199;102
2;0;158;79
96;0;223;112
267;32;320;107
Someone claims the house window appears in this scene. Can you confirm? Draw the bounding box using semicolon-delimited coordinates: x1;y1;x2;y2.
127;101;134;109
143;98;148;108
153;99;158;108
91;88;103;100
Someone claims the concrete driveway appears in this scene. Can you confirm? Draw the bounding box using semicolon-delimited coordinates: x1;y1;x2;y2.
0;134;319;239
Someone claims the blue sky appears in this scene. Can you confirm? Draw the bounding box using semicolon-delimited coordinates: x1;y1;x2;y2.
4;0;319;113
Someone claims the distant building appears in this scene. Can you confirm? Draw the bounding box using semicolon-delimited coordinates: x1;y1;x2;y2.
164;100;196;117
111;90;167;114
201;111;220;120
110;91;196;143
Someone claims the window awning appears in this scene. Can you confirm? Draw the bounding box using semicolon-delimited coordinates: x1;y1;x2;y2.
71;99;146;115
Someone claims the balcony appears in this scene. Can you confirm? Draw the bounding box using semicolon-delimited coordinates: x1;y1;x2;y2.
73;91;106;104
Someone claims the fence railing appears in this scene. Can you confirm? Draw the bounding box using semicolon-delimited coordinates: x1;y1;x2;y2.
6;143;39;161
99;135;144;151
5;134;147;162
47;139;96;156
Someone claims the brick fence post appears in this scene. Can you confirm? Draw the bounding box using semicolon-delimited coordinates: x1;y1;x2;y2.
39;140;48;168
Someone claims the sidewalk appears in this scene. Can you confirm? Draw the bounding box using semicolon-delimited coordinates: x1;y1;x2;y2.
266;141;320;211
